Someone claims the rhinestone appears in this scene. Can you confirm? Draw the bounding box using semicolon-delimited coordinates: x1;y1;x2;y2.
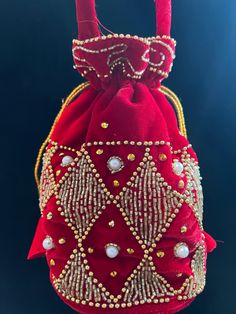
174;243;189;258
105;244;120;258
107;156;124;173
172;160;184;176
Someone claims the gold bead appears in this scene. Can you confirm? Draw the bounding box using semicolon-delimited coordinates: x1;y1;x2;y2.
56;170;61;176
96;149;104;155
101;122;109;129
178;180;185;189
110;271;117;278
181;225;188;233
58;238;66;245
156;250;165;258
49;259;55;266
127;248;134;254
159;153;167;161
127;153;136;161
88;248;94;254
108;220;115;228
46;212;53;220
113;180;120;187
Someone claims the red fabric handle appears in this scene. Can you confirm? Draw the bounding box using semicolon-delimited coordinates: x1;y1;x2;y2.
76;0;100;40
75;0;172;40
155;0;172;36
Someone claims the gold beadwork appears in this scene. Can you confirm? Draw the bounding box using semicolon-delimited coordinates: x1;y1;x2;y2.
88;248;94;254
156;251;165;258
110;271;118;278
38;139;202;307
101;122;109;129
159;153;167;161
96;149;104;155
58;238;66;245
127;154;136;161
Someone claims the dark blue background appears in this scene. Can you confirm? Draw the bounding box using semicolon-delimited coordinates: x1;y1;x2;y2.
0;0;235;313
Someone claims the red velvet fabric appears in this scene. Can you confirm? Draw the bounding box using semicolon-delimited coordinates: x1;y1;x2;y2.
29;1;216;313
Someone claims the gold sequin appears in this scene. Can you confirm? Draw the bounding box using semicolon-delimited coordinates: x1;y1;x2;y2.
127;248;134;255
127;154;136;161
178;180;185;189
156;251;165;258
113;180;120;187
88;248;94;254
101;122;109;129
110;271;117;278
56;170;61;176
96;149;104;155
159;153;167;161
50;259;55;266
58;238;66;245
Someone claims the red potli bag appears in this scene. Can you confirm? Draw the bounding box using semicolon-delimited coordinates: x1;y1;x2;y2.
28;1;216;313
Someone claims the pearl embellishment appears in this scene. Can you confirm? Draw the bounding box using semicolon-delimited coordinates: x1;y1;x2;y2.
107;156;124;173
62;156;74;166
105;244;120;258
172;160;184;176
174;243;189;258
42;236;54;250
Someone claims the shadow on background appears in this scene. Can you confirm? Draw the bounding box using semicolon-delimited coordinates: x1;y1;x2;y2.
0;0;235;313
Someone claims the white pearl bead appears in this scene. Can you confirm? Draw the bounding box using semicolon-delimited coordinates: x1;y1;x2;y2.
42;237;54;250
62;156;73;166
172;160;184;176
105;244;120;258
107;157;124;173
174;243;189;258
